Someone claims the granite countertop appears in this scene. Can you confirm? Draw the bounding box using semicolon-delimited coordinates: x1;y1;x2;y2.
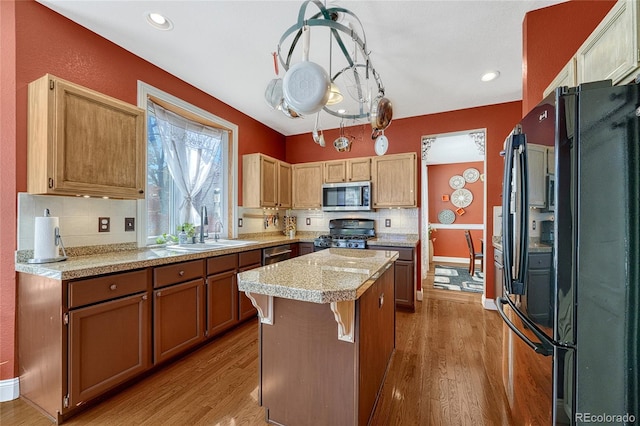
492;235;552;253
237;248;399;304
15;232;414;281
368;233;419;247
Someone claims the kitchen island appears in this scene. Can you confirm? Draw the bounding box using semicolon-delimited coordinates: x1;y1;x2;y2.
237;248;398;426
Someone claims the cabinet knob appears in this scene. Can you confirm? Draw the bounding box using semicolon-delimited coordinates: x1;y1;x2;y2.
109;284;117;291
179;270;185;276
138;189;144;194
379;293;385;308
142;294;148;301
157;291;162;297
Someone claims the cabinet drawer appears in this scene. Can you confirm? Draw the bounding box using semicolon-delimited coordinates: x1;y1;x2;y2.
239;249;261;268
369;245;413;261
69;269;148;308
529;253;551;269
154;260;204;288
207;254;238;275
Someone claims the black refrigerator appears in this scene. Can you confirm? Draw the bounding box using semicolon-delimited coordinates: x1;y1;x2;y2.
498;80;639;425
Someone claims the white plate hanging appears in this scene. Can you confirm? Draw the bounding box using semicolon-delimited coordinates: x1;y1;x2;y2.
463;167;480;183
438;209;456;224
449;175;465;189
451;188;473;208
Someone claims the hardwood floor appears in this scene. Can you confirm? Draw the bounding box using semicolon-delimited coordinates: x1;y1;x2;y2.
2;271;513;426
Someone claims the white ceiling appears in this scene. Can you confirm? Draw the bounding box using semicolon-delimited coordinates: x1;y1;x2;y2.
37;0;564;136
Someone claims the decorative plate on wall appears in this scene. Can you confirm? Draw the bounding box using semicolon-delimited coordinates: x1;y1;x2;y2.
438;209;456;224
451;188;473;208
463;167;480;183
449;175;465;189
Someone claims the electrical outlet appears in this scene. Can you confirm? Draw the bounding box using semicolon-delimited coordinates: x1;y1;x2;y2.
306;218;311;226
385;219;391;227
125;217;135;232
238;218;243;227
99;217;110;232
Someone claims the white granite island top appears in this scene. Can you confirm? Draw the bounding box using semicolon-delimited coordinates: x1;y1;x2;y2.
237;248;399;304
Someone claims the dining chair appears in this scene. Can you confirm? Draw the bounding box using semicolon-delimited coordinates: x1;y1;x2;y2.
464;230;483;276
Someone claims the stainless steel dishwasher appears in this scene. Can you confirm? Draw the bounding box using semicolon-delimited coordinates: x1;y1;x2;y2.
262;244;292;265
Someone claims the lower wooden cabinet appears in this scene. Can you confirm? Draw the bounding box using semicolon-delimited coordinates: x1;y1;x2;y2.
68;293;150;406
298;242;314;255
368;245;416;311
153;278;206;364
207;270;239;336
238;249;261;321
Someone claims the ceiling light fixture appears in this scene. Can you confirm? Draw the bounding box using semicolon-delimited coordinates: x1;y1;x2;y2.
269;0;390;127
481;70;500;82
146;12;173;31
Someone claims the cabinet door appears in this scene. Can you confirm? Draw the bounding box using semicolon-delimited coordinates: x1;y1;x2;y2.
153;278;205;364
576;0;639;85
68;292;150;406
261;156;278;207
292;162;323;208
527;144;547;208
27;75;145;199
324;160;347;183
298;242;314;256
347;158;371;182
278;161;292;208
206;270;239;336
371;153;417;208
543;58;576;98
394;260;415;311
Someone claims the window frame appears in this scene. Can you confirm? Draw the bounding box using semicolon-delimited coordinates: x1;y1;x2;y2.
137;81;239;247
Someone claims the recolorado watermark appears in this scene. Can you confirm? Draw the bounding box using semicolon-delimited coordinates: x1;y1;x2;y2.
575;412;636;423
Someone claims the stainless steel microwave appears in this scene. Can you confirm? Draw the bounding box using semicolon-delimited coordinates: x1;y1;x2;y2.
322;181;371;211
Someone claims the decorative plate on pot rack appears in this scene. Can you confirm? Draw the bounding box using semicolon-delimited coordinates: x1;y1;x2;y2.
451;188;473;208
463;167;480;183
449;175;465;189
438;209;456;224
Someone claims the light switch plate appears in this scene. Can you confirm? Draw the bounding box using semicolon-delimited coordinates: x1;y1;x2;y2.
306;218;311;226
99;217;110;232
238;218;243;227
385;219;391;227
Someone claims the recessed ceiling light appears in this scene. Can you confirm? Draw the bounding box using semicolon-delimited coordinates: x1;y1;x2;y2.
146;12;173;31
481;71;500;82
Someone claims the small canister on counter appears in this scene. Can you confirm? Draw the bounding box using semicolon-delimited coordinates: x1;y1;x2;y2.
283;215;297;238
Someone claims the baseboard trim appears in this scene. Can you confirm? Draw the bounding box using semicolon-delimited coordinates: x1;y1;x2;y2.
416;289;423;301
0;377;20;402
432;256;467;264
482;295;497;311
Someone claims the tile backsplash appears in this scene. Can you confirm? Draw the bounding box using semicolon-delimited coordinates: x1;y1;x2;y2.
237;207;419;236
17;193;137;250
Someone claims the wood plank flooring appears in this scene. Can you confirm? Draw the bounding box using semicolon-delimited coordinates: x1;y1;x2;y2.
2;270;513;426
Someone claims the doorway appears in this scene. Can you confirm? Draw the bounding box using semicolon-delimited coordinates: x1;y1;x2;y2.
420;129;486;300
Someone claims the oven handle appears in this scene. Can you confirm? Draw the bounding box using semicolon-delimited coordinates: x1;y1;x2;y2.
264;249;292;258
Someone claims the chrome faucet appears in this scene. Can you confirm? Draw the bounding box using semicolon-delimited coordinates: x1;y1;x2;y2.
200;205;208;243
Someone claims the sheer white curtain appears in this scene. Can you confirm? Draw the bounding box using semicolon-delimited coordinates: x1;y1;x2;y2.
151;102;223;225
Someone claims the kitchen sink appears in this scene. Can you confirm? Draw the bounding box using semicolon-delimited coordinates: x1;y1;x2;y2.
165;239;257;252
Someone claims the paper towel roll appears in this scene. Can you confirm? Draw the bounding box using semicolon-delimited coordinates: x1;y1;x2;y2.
34;216;59;260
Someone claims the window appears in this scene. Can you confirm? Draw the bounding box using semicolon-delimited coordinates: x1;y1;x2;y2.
138;82;238;246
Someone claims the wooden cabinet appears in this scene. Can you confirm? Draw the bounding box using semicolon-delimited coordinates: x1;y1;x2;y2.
545;1;640;97
238;249;261;321
324;158;371;183
153;260;206;364
292;161;324;209
371;153;417;208
206;254;239;336
243;153;292;208
368;245;415;311
27;74;145;199
17;269;150;422
576;0;639;85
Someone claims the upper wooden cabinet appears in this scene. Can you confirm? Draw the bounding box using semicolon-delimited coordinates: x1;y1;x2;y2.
27;74;146;199
371;153;417;208
324;157;371;183
544;0;639;97
292;161;323;209
243;153;291;208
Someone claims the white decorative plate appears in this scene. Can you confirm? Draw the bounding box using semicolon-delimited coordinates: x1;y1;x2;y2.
438;209;456;224
463;167;480;183
451;188;473;208
449;175;465;189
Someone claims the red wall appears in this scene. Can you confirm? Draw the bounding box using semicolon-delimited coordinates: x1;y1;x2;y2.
428;162;484;259
522;0;616;114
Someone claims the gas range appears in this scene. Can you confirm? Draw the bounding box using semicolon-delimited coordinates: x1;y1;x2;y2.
313;219;376;250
